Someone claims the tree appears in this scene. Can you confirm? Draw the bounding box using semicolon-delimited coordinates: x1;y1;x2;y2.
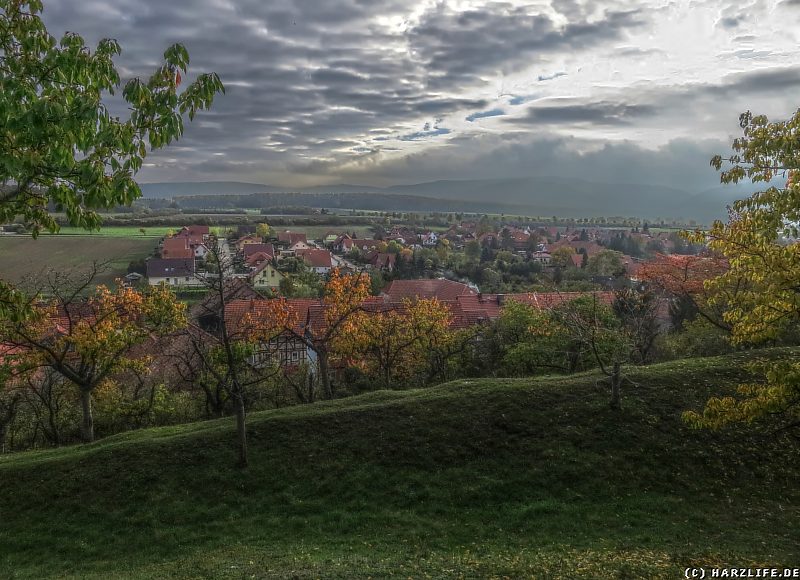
179;236;293;467
0;0;223;320
612;288;663;364
0;344;25;452
484;300;569;377
0;270;186;442
0;0;224;233
256;223;271;240
683;109;800;433
342;298;452;389
287;269;371;400
552;295;631;410
586;250;625;278
638;253;731;331
551;246;575;269
465;240;481;262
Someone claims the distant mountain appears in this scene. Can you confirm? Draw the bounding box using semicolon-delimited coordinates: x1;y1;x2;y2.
140;177;768;223
139;181;276;198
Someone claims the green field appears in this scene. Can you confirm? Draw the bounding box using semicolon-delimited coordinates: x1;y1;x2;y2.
45;226;172;238
0;235;156;287
1;349;798;579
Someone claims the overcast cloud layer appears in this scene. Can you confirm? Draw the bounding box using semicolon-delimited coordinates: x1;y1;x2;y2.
41;0;800;192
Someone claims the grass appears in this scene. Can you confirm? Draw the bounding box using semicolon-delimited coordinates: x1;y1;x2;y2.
0;236;156;287
1;349;799;579
43;226;172;238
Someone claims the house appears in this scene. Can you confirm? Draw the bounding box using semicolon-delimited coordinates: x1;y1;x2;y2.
296;249;334;274
381;279;477;302
176;225;210;240
161;237;194;260
242;243;275;261
171;226;210;258
225;299;319;368
190;278;263;334
323;232;340;245
245;252;273;267
234;234;261;251
340;238;379;253
249;261;285;290
289;240;312;252
530;251;552;266
277;231;308;246
367;252;396;272
146;258;203;287
419;231;439;247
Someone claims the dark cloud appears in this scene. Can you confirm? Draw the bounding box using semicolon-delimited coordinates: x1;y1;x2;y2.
466;108;506;122
332;132;733;194
715;66;800;94
408;4;645;89
34;0;794;193
509;101;656;126
718;16;742;28
537;72;567;81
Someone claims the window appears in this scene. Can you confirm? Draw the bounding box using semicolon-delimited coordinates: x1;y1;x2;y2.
292;351;299;361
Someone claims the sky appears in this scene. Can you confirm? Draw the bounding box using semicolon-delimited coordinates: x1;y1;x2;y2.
40;0;800;192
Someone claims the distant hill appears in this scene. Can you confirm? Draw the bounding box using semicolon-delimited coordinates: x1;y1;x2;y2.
139;181;276;198
173;191;536;215
141;177;768;222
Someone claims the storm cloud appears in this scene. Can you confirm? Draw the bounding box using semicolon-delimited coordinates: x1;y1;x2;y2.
37;0;800;191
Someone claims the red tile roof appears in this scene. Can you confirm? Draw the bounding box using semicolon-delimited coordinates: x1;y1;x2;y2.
382;279;477;301
245;252;273;266
277;231;308;245
297;249;333;268
161;237;193;259
221;289;618;338
243;243;275;259
177;225;210;237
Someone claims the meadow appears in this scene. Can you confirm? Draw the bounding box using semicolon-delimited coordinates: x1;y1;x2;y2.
0;235;156;287
1;349;798;579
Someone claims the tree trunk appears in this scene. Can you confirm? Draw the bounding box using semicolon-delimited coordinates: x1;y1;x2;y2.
80;390;94;442
47;405;60;447
610;362;622;410
0;401;17;453
234;393;248;468
318;350;332;399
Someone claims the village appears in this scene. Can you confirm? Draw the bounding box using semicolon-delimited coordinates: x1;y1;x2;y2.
97;217;705;378
138;218;692;292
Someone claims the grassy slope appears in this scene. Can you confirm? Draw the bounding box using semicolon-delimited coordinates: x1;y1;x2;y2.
1;350;799;579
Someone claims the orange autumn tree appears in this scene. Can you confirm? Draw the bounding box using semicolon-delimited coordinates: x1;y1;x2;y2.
0;282;186;442
340;298;453;389
291;269;371;399
639;253;731;330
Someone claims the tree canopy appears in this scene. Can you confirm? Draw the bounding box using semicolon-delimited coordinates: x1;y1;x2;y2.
684;109;800;433
0;0;224;234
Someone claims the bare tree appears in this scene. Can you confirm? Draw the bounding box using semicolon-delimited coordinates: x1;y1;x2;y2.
552;294;633;410
181;235;288;467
